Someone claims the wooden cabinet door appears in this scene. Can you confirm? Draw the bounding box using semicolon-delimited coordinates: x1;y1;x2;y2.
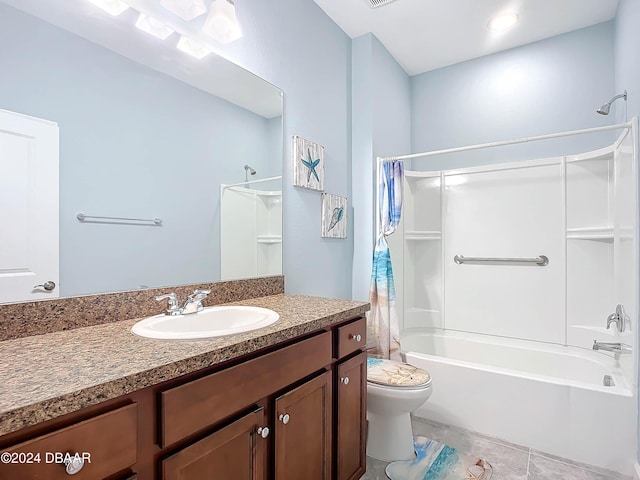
161;407;267;480
274;371;332;480
336;352;367;480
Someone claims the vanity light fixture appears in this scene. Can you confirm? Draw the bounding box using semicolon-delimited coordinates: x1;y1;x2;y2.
135;13;175;40
177;36;212;59
161;0;207;21
87;0;130;16
202;0;243;44
488;12;519;32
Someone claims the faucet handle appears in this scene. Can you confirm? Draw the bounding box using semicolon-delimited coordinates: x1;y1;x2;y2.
616;304;628;332
192;288;211;295
156;293;180;313
189;289;211;301
606;304;628;332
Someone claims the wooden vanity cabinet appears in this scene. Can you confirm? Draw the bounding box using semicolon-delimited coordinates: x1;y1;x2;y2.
161;407;268;480
333;316;367;480
0;316;367;480
0;403;138;480
274;371;332;480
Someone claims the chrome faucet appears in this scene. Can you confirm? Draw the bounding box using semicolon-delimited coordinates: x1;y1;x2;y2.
180;289;211;314
155;289;211;316
592;340;632;354
155;292;182;316
606;304;628;333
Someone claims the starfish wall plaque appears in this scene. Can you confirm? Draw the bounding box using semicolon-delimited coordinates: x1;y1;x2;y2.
292;135;324;191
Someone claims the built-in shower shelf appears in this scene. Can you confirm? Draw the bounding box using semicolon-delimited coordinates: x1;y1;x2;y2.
566;227;614;240
257;235;282;244
405;170;440;179
405;231;441;240
406;307;440;314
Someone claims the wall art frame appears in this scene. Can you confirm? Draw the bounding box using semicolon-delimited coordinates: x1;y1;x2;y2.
292;135;324;191
321;193;347;238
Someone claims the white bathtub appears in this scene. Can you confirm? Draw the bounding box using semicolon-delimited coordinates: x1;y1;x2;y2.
403;329;637;476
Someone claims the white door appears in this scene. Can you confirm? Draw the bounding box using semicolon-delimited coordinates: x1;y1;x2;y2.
0;109;59;303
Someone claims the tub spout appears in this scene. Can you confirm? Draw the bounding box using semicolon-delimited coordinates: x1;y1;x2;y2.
592;340;632;354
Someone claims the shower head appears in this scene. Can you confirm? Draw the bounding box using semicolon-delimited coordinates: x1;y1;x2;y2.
244;164;256;175
596;90;627;115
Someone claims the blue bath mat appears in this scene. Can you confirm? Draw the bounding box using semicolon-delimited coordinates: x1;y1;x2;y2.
385;436;493;480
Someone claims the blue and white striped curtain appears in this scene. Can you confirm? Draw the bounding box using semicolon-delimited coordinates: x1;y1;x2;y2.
367;160;404;360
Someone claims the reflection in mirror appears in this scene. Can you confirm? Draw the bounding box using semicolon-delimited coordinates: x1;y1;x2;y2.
221;177;282;281
0;0;283;303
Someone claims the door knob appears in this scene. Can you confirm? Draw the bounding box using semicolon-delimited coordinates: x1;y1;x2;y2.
34;281;56;291
279;413;290;425
257;426;270;438
340;376;350;385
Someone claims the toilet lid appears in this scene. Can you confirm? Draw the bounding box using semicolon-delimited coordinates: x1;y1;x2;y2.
367;357;432;388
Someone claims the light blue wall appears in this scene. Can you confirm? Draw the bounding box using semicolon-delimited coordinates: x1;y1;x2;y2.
351;35;375;303
0;4;277;297
614;0;640;467
615;0;640;126
212;0;353;299
411;22;616;171
351;34;411;302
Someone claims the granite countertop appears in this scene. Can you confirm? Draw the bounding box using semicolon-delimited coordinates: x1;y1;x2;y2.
0;294;369;437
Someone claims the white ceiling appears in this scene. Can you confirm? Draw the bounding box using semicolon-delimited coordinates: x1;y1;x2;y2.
0;0;282;118
313;0;620;76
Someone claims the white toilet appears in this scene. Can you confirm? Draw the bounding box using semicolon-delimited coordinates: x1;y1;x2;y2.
366;357;433;462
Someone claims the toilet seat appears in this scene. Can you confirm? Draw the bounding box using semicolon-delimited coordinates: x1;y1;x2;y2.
367;357;431;389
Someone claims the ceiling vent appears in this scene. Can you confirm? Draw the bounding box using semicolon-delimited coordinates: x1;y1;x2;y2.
366;0;398;8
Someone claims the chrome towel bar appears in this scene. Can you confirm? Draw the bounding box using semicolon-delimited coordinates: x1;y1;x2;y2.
454;255;549;266
77;213;162;226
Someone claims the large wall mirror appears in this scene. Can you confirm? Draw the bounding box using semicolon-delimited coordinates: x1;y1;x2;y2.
0;0;283;303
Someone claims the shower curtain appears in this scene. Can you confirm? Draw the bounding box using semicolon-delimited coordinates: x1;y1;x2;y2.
367;160;403;361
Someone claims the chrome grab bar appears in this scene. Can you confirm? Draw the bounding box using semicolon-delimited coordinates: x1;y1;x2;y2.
77;213;162;226
454;255;549;266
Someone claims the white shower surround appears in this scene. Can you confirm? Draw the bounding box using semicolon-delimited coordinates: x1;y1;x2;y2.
220;179;283;280
379;120;639;475
403;329;636;475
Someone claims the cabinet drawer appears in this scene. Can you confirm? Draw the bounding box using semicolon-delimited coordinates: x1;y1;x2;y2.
0;403;137;480
160;331;332;447
337;317;366;359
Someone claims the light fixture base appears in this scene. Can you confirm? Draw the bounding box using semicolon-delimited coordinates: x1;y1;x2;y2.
366;0;398;8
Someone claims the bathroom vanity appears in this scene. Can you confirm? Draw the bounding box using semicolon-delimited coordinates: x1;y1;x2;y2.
0;293;369;480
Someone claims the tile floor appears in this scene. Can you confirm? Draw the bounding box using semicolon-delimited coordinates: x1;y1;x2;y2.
361;416;632;480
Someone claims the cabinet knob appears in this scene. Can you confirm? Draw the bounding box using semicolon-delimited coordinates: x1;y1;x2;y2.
64;455;84;475
257;426;270;438
279;413;290;425
340;376;350;385
350;334;362;342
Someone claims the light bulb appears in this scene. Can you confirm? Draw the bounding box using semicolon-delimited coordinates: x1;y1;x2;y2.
202;0;242;44
160;0;207;21
87;0;129;16
135;13;174;40
177;36;212;59
488;12;519;32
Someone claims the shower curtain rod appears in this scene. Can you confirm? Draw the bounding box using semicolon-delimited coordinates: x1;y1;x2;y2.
221;175;282;189
377;121;632;163
374;119;635;238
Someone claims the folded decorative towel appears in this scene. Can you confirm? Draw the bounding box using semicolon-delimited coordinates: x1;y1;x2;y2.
385;436;493;480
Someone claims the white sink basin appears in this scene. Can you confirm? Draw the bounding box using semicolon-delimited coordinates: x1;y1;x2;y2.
131;305;280;340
